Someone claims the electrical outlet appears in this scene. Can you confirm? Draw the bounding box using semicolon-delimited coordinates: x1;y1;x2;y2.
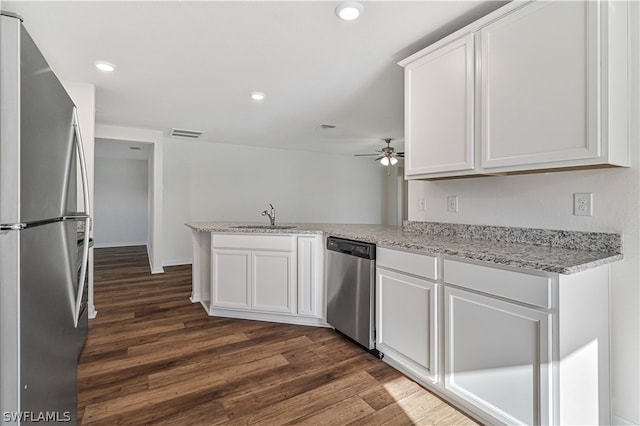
418;197;425;212
574;193;593;216
447;195;458;213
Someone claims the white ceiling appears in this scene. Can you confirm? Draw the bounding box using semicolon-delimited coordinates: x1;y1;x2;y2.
5;1;506;156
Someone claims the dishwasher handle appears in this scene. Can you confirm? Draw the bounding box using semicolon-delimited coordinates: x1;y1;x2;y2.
326;236;375;260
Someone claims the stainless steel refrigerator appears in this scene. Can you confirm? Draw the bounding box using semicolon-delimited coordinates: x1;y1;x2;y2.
0;12;91;425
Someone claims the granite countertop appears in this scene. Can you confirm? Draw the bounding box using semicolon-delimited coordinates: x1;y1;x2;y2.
185;221;623;275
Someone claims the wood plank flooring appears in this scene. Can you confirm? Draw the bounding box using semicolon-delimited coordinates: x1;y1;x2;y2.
79;246;479;425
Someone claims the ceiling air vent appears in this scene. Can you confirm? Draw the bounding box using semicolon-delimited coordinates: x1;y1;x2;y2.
170;128;204;139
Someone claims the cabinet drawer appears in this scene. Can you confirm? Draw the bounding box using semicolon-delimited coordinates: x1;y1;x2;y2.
377;247;437;280
212;234;293;251
444;259;551;308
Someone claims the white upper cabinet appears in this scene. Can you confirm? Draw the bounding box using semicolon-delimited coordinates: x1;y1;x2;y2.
481;1;598;170
402;34;475;176
400;0;630;179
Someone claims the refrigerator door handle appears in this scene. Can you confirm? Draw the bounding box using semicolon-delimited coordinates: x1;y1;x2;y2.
62;214;91;221
72;107;91;328
0;215;90;230
73;107;90;218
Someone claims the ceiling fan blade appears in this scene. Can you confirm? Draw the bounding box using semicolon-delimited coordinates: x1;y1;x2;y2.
375;155;385;161
397;152;404;155
354;153;379;157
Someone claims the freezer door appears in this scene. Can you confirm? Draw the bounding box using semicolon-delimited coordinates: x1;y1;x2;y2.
19;24;76;223
0;14;21;226
20;220;79;423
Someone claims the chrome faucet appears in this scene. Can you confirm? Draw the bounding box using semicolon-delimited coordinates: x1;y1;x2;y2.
261;203;276;226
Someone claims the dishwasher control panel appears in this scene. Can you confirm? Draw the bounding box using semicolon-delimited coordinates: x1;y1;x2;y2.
326;236;375;260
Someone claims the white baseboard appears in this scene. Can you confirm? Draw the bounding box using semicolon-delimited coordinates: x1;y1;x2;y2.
150;266;165;274
208;307;329;328
146;247;164;274
163;258;192;267
93;241;149;248
613;414;638;426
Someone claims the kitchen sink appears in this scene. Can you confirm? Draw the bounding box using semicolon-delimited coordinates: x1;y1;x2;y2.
230;225;297;230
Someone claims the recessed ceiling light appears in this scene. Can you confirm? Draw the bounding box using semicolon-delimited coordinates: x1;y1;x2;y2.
251;92;266;101
95;61;116;72
335;1;363;21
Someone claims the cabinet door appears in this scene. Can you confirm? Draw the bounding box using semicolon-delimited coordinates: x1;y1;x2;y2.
376;267;438;383
404;33;474;176
252;251;294;313
444;286;551;425
212;249;251;309
481;1;598;169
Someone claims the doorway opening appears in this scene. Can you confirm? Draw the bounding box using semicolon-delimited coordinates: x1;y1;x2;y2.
94;138;152;264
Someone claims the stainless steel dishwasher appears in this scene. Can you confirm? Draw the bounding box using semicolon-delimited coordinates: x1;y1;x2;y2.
326;236;378;354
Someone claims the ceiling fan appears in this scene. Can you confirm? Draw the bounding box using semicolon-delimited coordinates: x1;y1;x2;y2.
355;138;404;172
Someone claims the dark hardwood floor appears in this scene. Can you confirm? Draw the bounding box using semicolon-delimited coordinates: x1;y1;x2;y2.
79;246;478;425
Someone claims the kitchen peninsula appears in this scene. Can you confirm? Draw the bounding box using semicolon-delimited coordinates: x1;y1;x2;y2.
186;221;622;425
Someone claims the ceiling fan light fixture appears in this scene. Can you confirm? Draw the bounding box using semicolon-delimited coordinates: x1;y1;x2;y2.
355;138;403;169
335;1;363;21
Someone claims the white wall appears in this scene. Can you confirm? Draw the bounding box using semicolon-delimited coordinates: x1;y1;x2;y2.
163;138;387;265
407;5;640;421
409;167;639;423
410;170;640;425
94;157;149;247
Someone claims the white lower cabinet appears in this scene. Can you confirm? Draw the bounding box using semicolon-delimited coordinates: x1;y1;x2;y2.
375;247;439;385
376;267;438;384
252;251;294;313
374;249;610;426
213;249;251;309
442;259;610;426
212;235;295;314
207;233;325;326
444;286;551;425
